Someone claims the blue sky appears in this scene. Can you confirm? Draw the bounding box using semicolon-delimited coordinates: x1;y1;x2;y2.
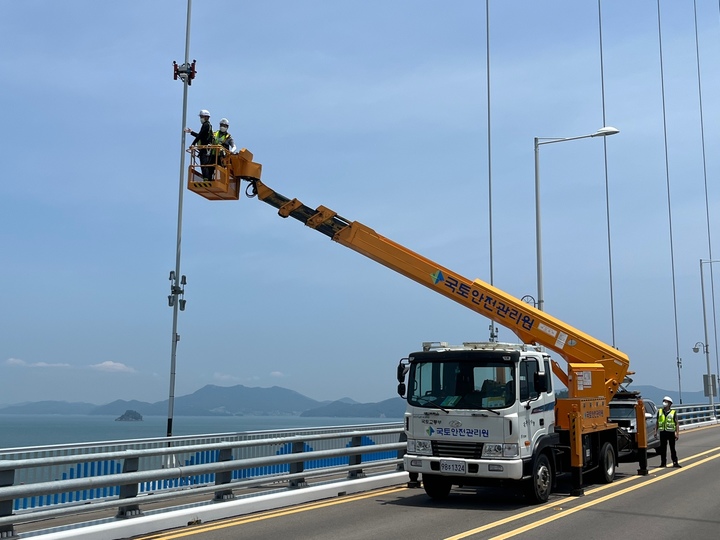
1;1;719;406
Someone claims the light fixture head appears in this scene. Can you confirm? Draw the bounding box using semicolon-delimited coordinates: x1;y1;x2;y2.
593;126;620;137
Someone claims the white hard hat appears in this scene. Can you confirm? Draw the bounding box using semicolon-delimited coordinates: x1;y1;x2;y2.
663;396;673;403
199;109;210;117
219;118;229;126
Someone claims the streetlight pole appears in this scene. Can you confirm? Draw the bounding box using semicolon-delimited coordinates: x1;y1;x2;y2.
534;126;619;312
700;259;720;392
697;258;720;418
693;341;714;415
166;0;194;438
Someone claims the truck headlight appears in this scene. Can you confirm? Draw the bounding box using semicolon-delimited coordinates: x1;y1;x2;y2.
482;443;518;458
407;439;432;456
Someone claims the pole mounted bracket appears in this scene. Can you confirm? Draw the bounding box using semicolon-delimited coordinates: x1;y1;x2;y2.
173;60;197;85
168;273;188;311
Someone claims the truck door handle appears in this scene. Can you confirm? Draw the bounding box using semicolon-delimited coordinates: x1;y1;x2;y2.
539;419;544;426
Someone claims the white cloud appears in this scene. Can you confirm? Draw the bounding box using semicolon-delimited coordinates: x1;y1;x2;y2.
90;361;135;373
270;371;284;378
213;373;262;384
213;372;243;383
6;357;70;368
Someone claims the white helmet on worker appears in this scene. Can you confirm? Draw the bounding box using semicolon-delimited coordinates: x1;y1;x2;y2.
199;109;210;118
219;118;229;132
663;396;673;404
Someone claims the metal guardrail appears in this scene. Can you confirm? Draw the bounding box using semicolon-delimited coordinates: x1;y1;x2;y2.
675;403;719;428
0;423;406;538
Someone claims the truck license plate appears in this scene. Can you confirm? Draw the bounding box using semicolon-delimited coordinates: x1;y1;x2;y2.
439;460;466;474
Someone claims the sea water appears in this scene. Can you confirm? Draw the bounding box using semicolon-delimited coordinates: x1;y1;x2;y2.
0;415;401;450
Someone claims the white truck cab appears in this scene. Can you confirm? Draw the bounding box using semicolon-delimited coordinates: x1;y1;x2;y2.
399;342;558;501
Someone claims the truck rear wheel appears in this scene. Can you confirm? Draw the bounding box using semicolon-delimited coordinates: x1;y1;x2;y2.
422;474;452;500
525;453;552;504
595;442;616;484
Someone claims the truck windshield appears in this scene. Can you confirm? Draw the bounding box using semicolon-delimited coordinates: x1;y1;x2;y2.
407;360;516;410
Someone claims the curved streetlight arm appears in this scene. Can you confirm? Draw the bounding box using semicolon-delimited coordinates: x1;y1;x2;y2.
533;126;619;312
536;126;620;147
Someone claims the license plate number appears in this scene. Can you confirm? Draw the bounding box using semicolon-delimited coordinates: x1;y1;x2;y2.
440;460;466;474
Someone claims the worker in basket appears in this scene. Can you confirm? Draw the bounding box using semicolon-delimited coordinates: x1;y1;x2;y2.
184;109;214;181
213;118;237;168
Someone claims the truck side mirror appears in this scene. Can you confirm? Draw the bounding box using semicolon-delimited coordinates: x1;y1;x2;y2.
397;383;406;397
535;372;548;393
397;359;409;383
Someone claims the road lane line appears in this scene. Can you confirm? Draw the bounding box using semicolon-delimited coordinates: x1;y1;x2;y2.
443;469;649;540
445;448;720;540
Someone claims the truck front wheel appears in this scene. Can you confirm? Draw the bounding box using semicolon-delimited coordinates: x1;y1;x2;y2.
525;453;552;504
422;474;452;500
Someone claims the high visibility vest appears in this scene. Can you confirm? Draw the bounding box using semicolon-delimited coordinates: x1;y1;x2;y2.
214;131;231;150
658;408;677;431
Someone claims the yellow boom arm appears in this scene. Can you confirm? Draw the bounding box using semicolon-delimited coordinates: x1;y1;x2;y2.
245;178;629;402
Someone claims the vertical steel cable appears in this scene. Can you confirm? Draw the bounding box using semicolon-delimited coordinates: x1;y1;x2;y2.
656;0;683;403
693;0;720;381
596;0;616;347
486;0;497;342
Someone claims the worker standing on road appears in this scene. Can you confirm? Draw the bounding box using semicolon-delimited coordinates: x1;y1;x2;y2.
657;396;681;467
184;109;214;181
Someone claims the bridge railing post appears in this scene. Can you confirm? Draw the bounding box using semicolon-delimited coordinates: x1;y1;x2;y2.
116;457;142;519
288;441;307;488
0;468;15;538
347;435;365;479
213;448;234;501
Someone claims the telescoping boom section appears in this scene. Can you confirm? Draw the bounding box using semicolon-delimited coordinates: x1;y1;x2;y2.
188;148;630;403
186;151;630;403
242;177;629;402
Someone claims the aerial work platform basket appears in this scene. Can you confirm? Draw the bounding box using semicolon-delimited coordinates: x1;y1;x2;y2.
187;146;262;201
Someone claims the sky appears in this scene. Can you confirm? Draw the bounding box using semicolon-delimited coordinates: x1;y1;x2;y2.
1;1;719;407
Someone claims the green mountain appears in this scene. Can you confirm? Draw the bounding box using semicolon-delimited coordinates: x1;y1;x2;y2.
0;384;705;418
300;397;405;418
0;385;328;417
622;385;707;406
0;401;96;415
88;385;324;416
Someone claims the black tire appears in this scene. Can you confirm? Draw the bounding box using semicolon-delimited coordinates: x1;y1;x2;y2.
526;453;552;504
596;442;616;484
422;474;452;500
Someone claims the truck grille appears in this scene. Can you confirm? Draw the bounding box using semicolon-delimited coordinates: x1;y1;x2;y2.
432;440;483;459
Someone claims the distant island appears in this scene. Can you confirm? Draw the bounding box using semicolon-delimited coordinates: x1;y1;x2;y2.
115;409;143;422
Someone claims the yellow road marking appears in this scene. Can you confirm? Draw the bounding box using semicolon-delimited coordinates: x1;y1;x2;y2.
446;450;720;540
134;486;407;539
